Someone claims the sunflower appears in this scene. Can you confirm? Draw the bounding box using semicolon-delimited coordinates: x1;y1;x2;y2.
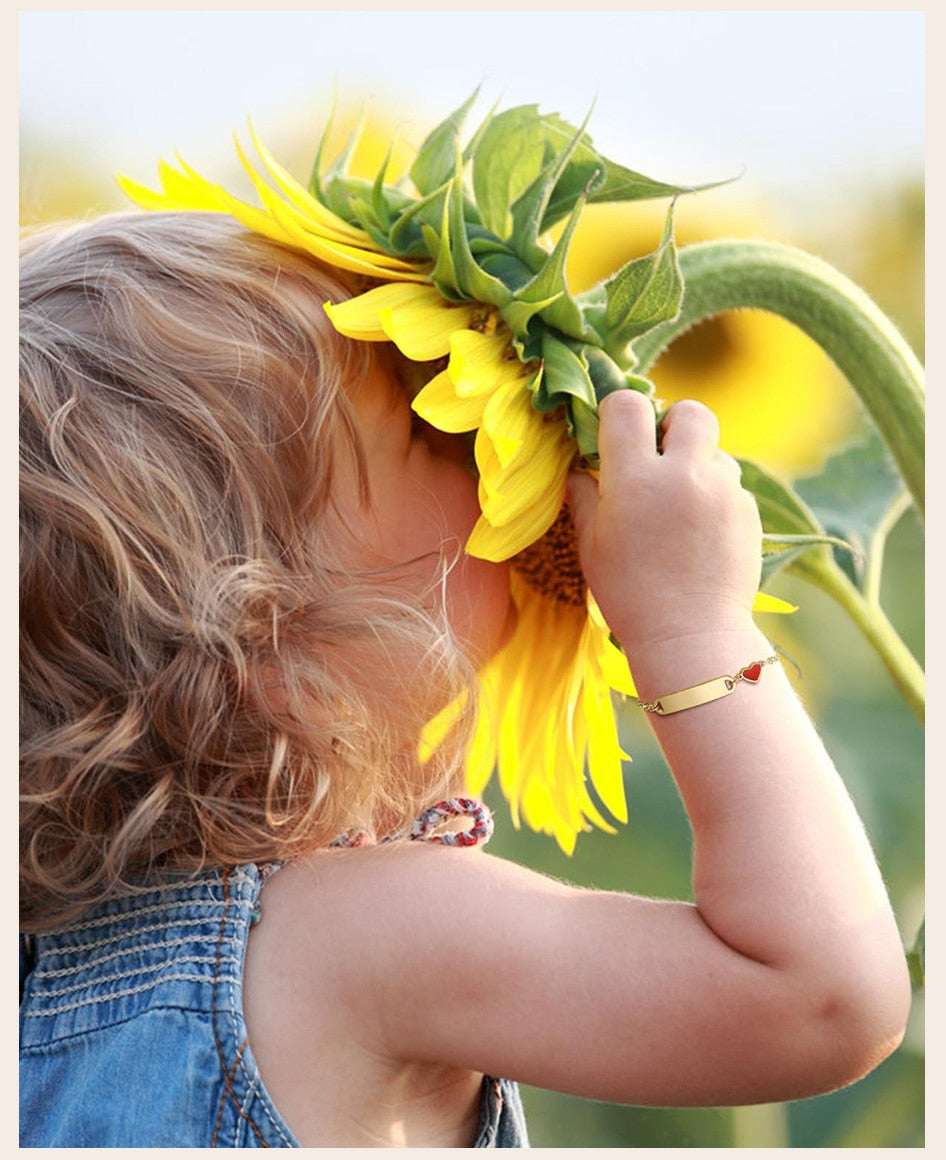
117;93;792;852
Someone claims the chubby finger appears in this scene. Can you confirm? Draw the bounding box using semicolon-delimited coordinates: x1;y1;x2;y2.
596;390;659;479
659;399;720;459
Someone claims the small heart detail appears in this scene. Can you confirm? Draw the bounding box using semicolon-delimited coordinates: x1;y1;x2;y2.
741;662;762;683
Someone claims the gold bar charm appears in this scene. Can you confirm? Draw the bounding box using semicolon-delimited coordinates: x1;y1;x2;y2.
649;675;736;715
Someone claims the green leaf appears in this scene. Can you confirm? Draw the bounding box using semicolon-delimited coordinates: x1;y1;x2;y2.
604;204;683;357
534;332;596;412
469;99;708;249
368;139;403;235
475;102;717;249
346;198;394;249
409;87;481;196
568;396;601;460
583;346;655;405
509;111;601;269
307;101;342;201
311;117;365;219
762;531;857;553
740;459;826;536
761;532;857;585
793;429;909;591
501;295;564;344
588;163;735;213
477;250;535;293
513;183;593;341
541;161;608;234
471;104;546;240
467;225;516;257
738;458;837;588
424;198;459;298
444;149;514;309
388;183;449;256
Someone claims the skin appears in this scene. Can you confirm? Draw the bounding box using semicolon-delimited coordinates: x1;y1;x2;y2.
243;384;911;1147
326;348;515;666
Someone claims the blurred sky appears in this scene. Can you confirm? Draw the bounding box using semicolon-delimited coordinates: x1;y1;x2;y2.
19;9;924;221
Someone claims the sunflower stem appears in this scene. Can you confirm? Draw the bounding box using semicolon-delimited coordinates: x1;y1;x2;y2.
798;557;925;724
632;239;925;520
863;490;913;611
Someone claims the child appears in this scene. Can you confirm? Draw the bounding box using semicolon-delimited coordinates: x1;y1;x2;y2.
20;210;911;1148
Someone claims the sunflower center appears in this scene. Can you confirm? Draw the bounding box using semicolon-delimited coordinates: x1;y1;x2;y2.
511;504;587;608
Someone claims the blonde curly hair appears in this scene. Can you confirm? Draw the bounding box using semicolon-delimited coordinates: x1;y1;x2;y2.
20;211;476;933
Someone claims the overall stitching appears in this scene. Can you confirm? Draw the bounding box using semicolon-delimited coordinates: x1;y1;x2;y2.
29;934;230;977
35;897;221;936
22;973;222;1019
211;868;269;1148
26;954;231;999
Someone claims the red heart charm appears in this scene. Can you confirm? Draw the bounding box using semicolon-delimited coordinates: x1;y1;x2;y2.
740;662;762;683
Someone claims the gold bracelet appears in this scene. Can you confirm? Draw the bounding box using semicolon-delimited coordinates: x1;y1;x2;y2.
638;656;779;715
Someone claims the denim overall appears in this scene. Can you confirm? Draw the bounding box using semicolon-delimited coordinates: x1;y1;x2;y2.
19;863;529;1147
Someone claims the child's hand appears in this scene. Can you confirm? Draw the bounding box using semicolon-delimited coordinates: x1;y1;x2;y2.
567;391;763;656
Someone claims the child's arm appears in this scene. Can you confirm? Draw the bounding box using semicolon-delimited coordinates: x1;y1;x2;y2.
566;391;905;987
251;391;911;1110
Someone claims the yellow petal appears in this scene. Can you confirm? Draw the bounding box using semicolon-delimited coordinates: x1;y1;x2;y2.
464;669;501;797
116;160;226;213
114;172;173;212
448;330;518;398
474;418;572;530
471;570;635;851
581;654;629;823
488;431;524;470
379;299;478;362
417;689;469;764
120;142;429;283
587;597;636;696
752;591;798;614
243;123;374;247
257;187;428;279
325;283;444;342
597;637;636;697
577;783;619;836
248;190;427;277
465;444;572;556
412;369;487;432
479;374;534;451
466;504;553;562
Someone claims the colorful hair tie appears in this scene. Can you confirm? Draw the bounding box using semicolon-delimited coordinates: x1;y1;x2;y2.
330;797;494;849
408;798;494;847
